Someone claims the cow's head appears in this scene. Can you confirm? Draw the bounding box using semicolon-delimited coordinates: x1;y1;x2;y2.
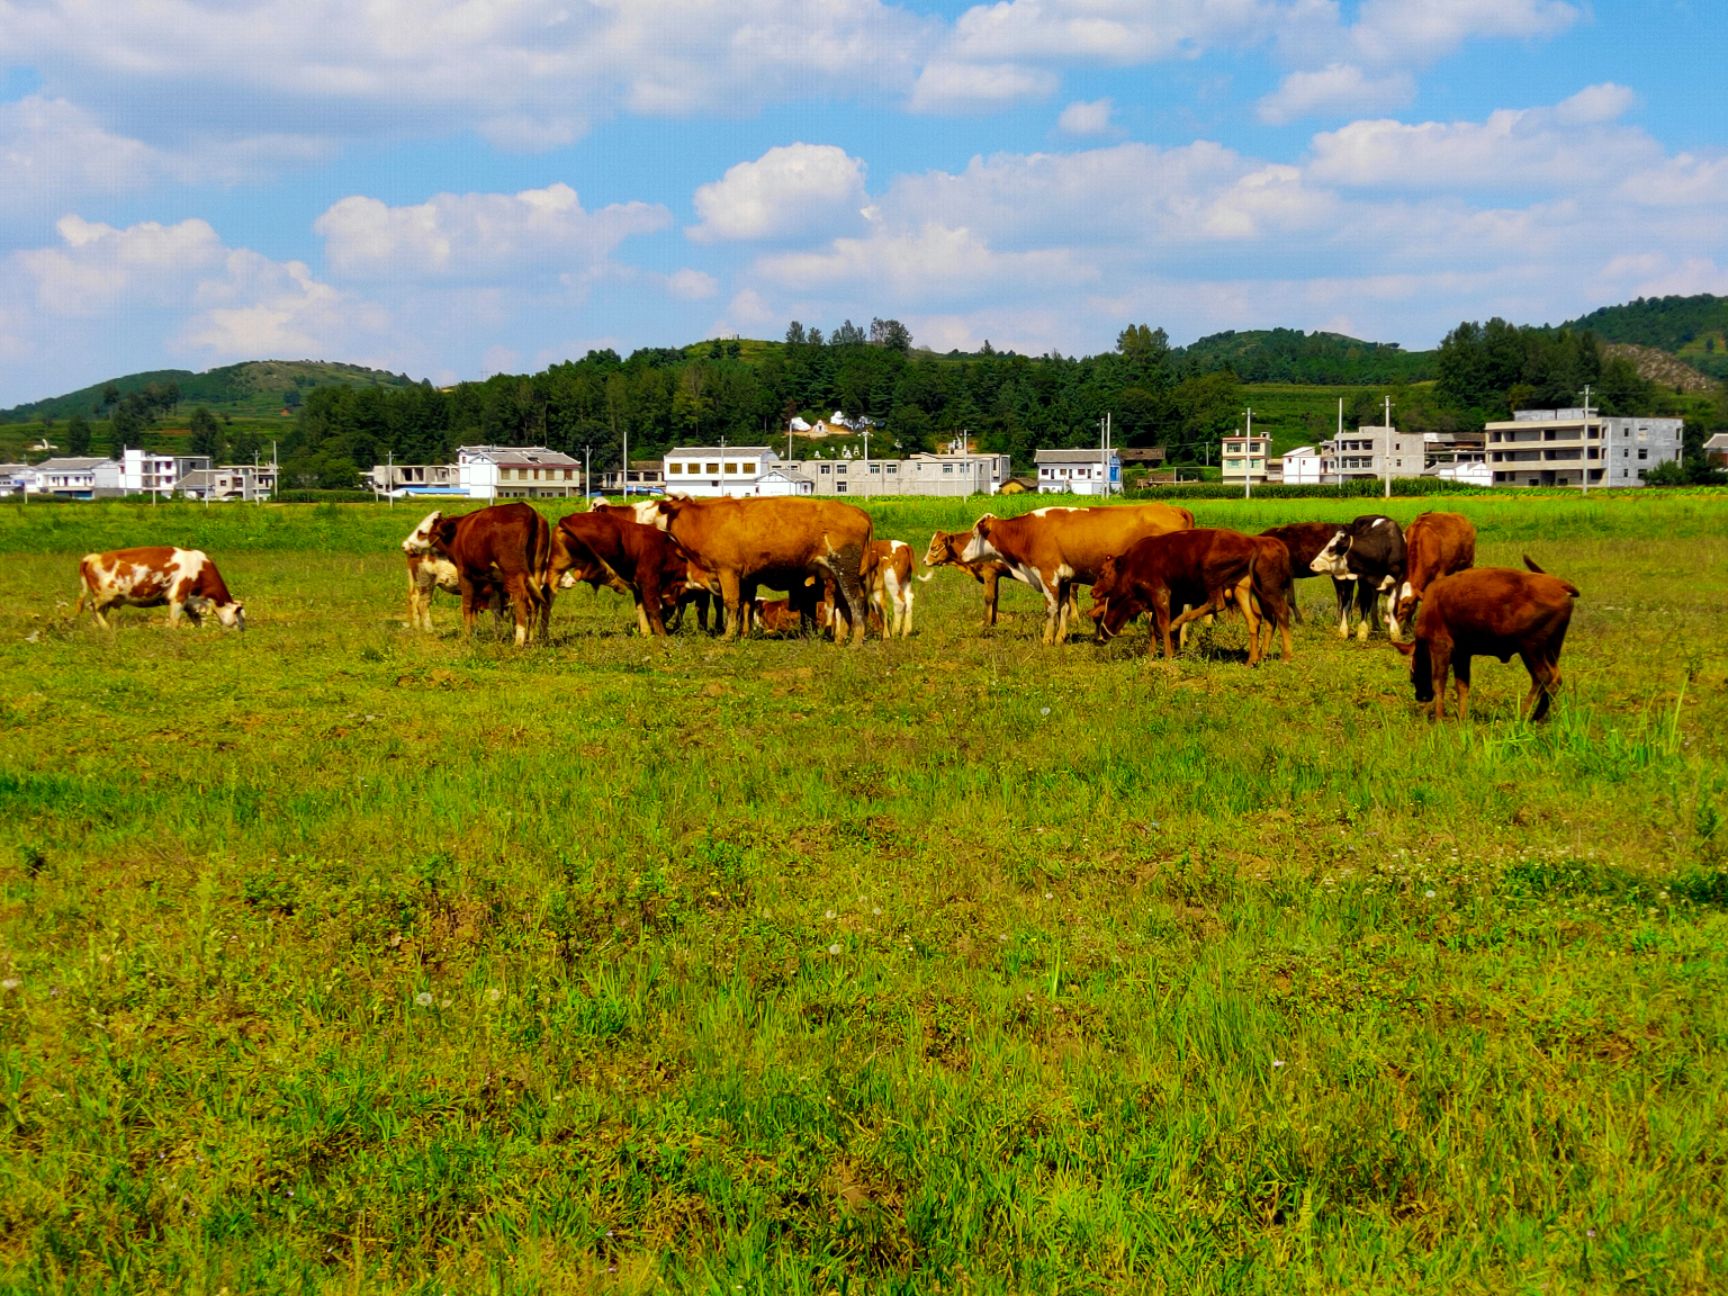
1309;528;1351;577
402;510;442;555
427;513;462;557
1392;579;1420;626
924;530;960;569
1391;637;1432;702
960;515;997;566
650;496;689;532
1090;556;1140;641
215;599;246;631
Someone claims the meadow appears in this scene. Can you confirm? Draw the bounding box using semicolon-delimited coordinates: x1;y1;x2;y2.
1;492;1726;1294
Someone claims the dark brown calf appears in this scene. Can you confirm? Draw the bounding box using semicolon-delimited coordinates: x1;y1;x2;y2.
425;503;552;646
1394;557;1578;721
1394;511;1476;625
1090;528;1283;664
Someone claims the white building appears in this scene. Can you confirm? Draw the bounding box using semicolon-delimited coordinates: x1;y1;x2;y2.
1485;409;1683;488
121;449;210;495
1427;460;1493;489
795;451;1010;496
0;463;29;496
1035;448;1121;495
662;446;781;496
367;462;464;498
31;457;123;498
1276;445;1326;485
457;445;583;498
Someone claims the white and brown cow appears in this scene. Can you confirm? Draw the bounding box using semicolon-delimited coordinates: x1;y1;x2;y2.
76;546;245;630
864;538;921;638
402;510;505;631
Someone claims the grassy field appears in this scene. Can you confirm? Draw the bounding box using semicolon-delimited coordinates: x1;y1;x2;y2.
2;493;1726;1294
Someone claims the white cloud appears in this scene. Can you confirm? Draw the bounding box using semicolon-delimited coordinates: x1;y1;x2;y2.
1617;153;1728;208
1307;89;1658;190
946;0;1276;64
908;61;1058;113
754;223;1093;301
664;268;720;300
1257;64;1414;124
1057;98;1115;136
1346;0;1580;67
314;183;670;281
689;144;869;244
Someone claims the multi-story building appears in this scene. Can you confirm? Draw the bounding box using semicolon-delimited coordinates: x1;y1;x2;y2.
1035;448;1120;495
367;462;463;497
457;445;583;498
1485;409;1683;487
120;449;211;495
662;446;781;496
31;457;123;498
1275;445;1326;485
176;465;279;502
798;451;1010;496
1220;434;1270;487
0;463;29;496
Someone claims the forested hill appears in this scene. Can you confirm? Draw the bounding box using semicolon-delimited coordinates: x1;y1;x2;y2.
1172;328;1434;385
2;360;421;422
1563;294;1728;379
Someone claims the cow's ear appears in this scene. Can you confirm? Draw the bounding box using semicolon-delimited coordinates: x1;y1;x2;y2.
975;515;994;538
1391;640;1416;657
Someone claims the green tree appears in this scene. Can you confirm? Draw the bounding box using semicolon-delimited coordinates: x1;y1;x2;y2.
65;414;92;456
188;406;224;461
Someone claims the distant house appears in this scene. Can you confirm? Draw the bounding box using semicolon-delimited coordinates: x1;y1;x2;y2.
176;464;279;502
1275;445;1325;485
121;449;210;496
1035;448;1121;495
1485;409;1682;487
457;445;582;499
1704;432;1728;468
998;476;1036;495
0;463;29;496
662;446;781;496
602;460;664;495
32;457;122;498
367;462;463;497
793;451;1010;497
1220;434;1270;487
1117;447;1167;468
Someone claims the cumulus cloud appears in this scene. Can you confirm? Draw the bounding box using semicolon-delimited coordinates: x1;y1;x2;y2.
1057;98;1115;136
1257;64;1414;124
754;223;1093;301
1346;0;1580;67
663;268;720;300
689;144;870;244
314;183;670;281
1307;87;1658;190
908;61;1058;113
945;0;1274;65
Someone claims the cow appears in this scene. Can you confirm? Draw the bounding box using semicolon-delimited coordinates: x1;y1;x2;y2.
864;538;919;638
1257;522;1353;626
1090;528;1290;664
1394;511;1477;626
591;503;718;633
1309;515;1407;641
960;502;1194;644
649;495;873;644
423;502;553;646
552;509;703;637
76;547;245;630
924;528;1012;627
751;597;809;636
402;510;505;632
1393;557;1578;721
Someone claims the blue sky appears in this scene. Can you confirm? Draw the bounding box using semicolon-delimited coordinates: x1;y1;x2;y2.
1;0;1724;407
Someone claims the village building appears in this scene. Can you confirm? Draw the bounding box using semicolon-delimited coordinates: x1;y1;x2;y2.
1035;448;1121;495
1484;409;1682;487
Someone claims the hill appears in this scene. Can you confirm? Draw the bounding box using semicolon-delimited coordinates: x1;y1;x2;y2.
1600;342;1717;394
1173;328;1435;385
1;359;423;423
1563;294;1728;379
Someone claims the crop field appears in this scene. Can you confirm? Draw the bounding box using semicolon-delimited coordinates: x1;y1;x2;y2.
2;492;1727;1294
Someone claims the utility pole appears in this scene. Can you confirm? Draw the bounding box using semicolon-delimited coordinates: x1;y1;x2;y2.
1578;384;1594;495
386;450;394;508
1243;406;1254;499
862;425;871;497
621;424;629;498
1382;395;1394;500
584;444;592;499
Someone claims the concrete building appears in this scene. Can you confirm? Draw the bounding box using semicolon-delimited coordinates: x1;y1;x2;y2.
602;460;664;495
662;446;781;496
1484;409;1682;487
1705;432;1728;468
795;450;1010;496
1275;445;1326;485
1220;434;1270;487
0;463;29;496
176;465;279;502
367;462;463;497
1036;448;1121;495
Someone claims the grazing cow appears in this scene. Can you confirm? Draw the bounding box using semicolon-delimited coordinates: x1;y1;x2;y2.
1257;522;1352;625
960;502;1194;644
1309;515;1407;641
402;510;504;631
424;502;553;646
552;509;699;637
592;503;717;632
76;547;245;630
864;538;919;638
924;528;1012;626
1090;528;1290;664
650;496;873;644
1394;557;1578;721
1394;511;1477;625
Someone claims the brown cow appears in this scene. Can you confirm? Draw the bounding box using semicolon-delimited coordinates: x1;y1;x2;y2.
650;496;873;644
1393;557;1578;721
76;546;245;630
924;528;1012;626
1394;511;1477;625
553;509;697;637
961;502;1193;644
751;597;809;636
401;509;506;631
425;502;553;645
1257;521;1352;626
1090;528;1289;664
864;538;919;638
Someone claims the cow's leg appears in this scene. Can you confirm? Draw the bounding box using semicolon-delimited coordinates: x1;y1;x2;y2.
1287;574;1303;625
720;570;744;639
982;568;1000;627
1450;653;1472;721
1234;580;1262;666
1153;590;1175;658
1522;652;1560;721
1335;578;1353;638
459;577;480;637
828;546;869;646
1355;581;1377;641
1040;585;1064;646
504;573;534;646
91;598;113;629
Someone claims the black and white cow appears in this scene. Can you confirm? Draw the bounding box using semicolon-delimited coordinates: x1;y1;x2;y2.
1310;514;1407;641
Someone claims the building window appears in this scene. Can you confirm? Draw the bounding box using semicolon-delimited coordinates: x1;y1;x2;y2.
742;462;757;475
1638;448;1648;460
819;464;830;474
706;463;719;474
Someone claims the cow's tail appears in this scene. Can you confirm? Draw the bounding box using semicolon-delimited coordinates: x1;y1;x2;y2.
915;570;935;583
1524;553;1581;597
73;556;93;614
533;512;556;605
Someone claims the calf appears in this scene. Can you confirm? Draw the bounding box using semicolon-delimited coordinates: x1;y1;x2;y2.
553;509;695;637
1257;521;1352;625
76;547;245;630
1394;557;1578;721
924;528;1011;626
1394;511;1476;625
864;538;919;638
402;510;502;631
751;597;808;636
1309;515;1407;641
1090;528;1286;664
424;502;553;646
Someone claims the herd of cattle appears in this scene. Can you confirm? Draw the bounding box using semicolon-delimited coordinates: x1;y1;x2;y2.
72;495;1581;720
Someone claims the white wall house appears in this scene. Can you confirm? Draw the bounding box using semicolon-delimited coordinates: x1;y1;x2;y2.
1485;409;1682;487
0;463;29;496
662;446;782;496
367;462;463;497
176;465;279;501
31;457;123;498
1220;434;1270;486
1276;445;1325;485
121;449;210;495
1035;448;1121;495
457;446;582;499
795;451;1010;496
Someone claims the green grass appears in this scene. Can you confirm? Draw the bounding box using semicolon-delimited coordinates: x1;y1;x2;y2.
2;494;1727;1293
